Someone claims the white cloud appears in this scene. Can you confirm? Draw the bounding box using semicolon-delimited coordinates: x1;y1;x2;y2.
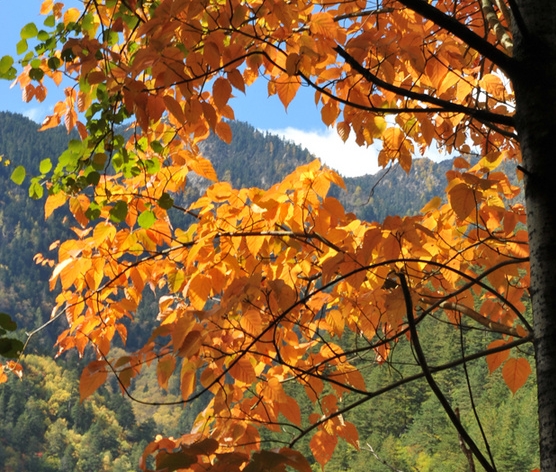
23;106;49;124
266;127;380;177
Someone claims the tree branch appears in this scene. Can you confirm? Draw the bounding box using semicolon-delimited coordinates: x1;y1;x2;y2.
396;0;516;75
398;271;497;472
334;45;515;128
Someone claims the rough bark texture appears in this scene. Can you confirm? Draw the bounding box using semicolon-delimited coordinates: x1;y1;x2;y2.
512;1;556;470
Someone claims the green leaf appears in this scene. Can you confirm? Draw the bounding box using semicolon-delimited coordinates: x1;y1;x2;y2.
0;313;17;332
16;39;28;55
0;338;24;359
11;165;26;185
29;180;44;199
158;192;174;210
47;57;61;70
29;67;45;81
150;141;164;154
110;201;128;223
37;30;50;41
39;158;52;174
85;202;101;221
145;158;160;174
86;171;100;186
44;15;56;28
138;210;156;229
0;55;14;74
21;22;39;39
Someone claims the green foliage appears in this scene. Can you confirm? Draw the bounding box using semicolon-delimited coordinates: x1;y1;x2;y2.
0;355;156;471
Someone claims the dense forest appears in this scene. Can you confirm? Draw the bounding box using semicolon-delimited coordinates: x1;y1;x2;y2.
0;112;537;471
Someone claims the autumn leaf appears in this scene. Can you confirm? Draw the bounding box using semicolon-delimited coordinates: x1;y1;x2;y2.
486;339;511;373
310;431;337;469
79;360;108;401
449;182;477;220
502;357;532;394
274;75;301;110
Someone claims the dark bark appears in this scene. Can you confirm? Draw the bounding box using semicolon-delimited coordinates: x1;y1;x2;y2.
512;2;556;470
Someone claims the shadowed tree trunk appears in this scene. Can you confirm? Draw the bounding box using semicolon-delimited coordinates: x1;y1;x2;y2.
513;1;556;470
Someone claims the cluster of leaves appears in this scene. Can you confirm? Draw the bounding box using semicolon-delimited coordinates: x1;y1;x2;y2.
1;0;534;470
38;154;529;470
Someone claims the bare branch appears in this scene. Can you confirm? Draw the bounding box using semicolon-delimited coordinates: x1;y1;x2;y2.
398;271;497;472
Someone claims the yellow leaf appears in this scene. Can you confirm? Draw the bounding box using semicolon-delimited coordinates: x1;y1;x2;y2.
40;0;54;15
44;192;68;219
421;196;442;213
63;7;81;25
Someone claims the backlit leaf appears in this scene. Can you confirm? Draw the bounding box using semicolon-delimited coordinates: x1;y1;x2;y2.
502;357;531;394
486;340;511;373
79;361;108;401
449;182;477;220
310;431;337;468
138;210;156;229
275;75;301;110
10;165;26;185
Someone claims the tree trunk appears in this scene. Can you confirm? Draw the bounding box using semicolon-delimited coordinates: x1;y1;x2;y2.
512;2;556;470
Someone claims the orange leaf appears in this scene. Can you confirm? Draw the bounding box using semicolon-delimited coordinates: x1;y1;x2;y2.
44;192;68;219
80;361;108;401
449;182;477;220
453;156;470;169
188;273;212;310
310;12;338;39
309;430;337;469
337;420;360;449
275;75;301;110
502;357;531;394
279;396;302;426
157;355;176;390
189;156;218;181
228;355;257;384
181;361;196;400
486;339;510;373
163;94;186;123
215;120;232;144
212;77;232;110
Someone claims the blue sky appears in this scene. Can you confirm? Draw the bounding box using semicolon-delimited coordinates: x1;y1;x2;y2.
0;1;381;176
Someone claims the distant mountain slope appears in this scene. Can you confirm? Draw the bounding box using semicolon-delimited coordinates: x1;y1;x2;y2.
0;111;458;335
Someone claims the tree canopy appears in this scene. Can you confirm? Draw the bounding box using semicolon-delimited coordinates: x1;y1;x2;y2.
2;0;552;471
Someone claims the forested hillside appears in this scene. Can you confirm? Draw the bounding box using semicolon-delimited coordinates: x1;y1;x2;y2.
0;112;536;471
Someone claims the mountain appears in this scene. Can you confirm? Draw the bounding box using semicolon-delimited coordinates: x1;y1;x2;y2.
0;111;458;334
